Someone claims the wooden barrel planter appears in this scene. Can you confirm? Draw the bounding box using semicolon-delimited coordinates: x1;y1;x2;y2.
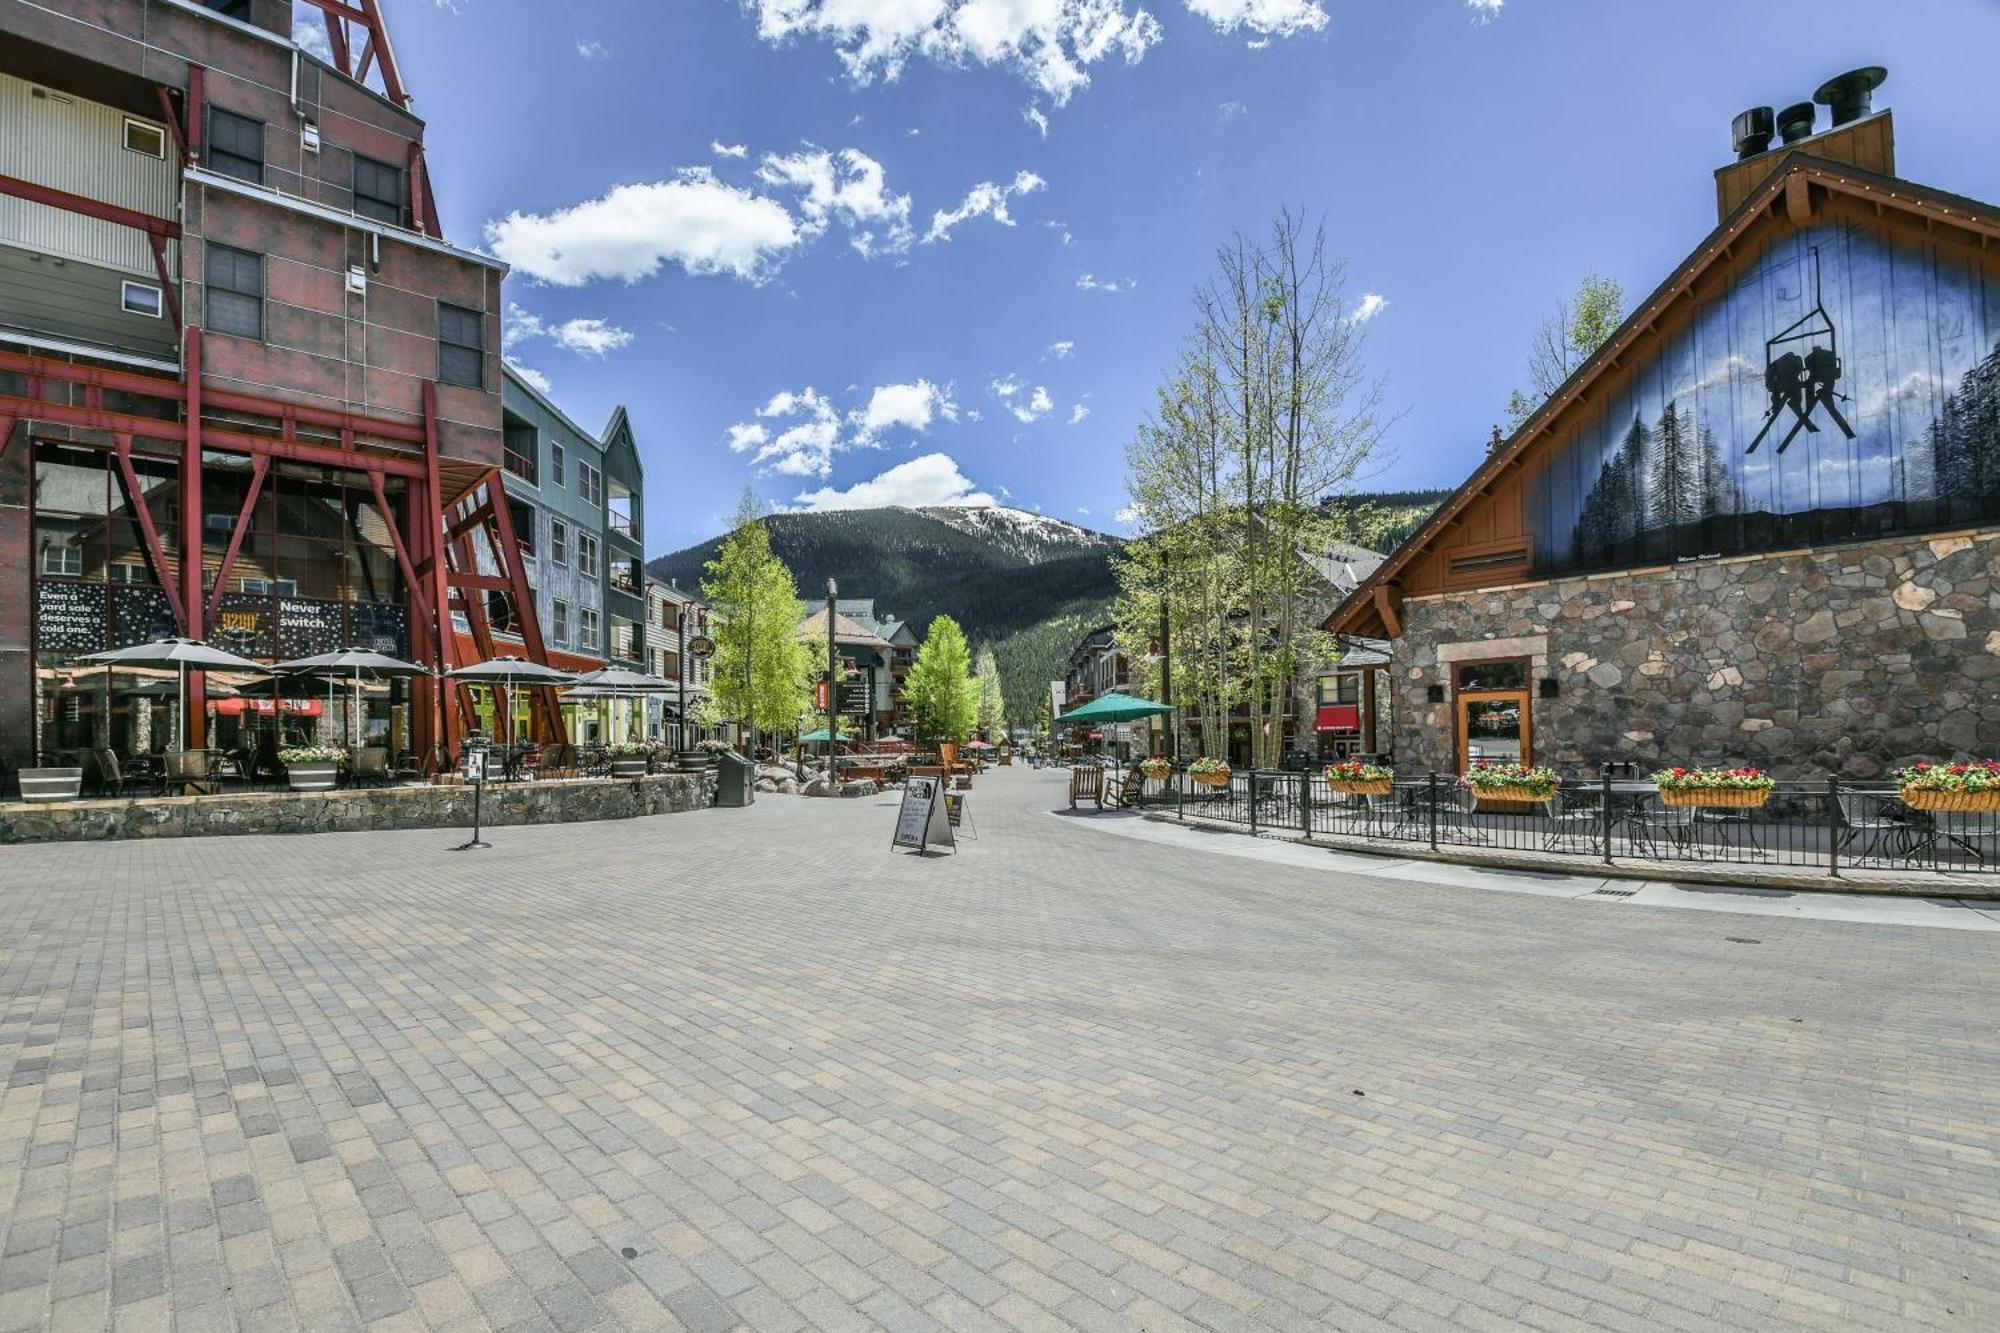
609;757;650;779
18;767;83;803
1659;787;1770;809
677;751;712;772
1900;787;2000;813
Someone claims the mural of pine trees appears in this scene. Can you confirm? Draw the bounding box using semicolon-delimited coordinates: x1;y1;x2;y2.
1929;339;2000;505
1573;402;1739;567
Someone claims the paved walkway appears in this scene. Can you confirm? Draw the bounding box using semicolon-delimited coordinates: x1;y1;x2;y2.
1;767;1996;1331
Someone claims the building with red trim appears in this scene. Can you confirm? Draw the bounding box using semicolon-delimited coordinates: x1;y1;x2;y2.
1;0;563;783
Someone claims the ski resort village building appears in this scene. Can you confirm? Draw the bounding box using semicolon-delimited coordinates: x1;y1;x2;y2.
1327;72;2000;781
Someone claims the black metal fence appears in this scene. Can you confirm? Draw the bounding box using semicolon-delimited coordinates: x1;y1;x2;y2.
1122;766;2000;876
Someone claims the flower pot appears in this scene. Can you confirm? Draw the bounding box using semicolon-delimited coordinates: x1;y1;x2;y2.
609;757;649;779
286;763;340;792
18;767;83;802
1189;771;1231;788
1471;785;1554;805
1328;779;1392;796
678;751;712;772
1659;787;1770;808
1900;786;2000;813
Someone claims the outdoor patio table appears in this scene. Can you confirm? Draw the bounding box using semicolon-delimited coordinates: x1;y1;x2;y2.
1601;781;1662;852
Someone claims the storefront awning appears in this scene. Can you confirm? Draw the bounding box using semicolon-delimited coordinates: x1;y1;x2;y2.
1314;704;1360;732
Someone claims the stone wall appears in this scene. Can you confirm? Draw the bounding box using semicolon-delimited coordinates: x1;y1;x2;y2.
1391;529;2000;780
0;774;704;845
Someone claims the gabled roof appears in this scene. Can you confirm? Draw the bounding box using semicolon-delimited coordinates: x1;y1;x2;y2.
795;607;892;650
1326;149;2000;638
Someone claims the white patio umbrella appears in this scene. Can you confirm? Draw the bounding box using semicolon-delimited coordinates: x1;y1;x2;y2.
80;637;269;751
447;656;578;746
270;647;431;746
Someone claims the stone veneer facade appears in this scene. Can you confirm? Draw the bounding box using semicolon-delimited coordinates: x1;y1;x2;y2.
1391;529;2000;780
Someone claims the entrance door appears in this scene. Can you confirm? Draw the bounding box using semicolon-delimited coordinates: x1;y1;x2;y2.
1457;691;1529;772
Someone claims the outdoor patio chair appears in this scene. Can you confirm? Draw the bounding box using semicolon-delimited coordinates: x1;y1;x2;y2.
1541;787;1601;852
1631;797;1698;857
535;744;575;780
1068;765;1105;810
1833;788;1921;864
91;748;126;799
1363;789;1416;839
1437;786;1490;845
164;750;214;796
350;747;391;788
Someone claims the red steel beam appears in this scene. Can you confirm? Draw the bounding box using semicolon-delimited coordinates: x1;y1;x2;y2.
203;453;268;623
148;233;182;332
445;572;513;593
183;328;205;746
406;142;429;235
186;66;204;163
110;432;187;629
422;381;458;755
0;174;179;240
0;393;428;479
484;471;566;745
152;83;187;163
369;470;433;630
0;416;14;462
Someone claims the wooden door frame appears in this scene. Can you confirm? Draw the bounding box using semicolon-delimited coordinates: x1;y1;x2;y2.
1456;689;1531;773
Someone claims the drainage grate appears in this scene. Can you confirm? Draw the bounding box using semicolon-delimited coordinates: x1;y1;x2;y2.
1589;887;1638;898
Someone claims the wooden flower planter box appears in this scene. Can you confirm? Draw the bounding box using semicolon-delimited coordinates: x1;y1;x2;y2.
1470;785;1554;806
1900;787;2000;813
1327;779;1392;797
1189;771;1231;788
1659;787;1771;809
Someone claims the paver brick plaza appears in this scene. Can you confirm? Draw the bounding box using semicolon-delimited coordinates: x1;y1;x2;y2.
2;768;1997;1331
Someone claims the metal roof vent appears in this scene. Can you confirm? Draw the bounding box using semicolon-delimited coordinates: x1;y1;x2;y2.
1731;106;1774;160
1776;102;1816;145
1814;66;1886;127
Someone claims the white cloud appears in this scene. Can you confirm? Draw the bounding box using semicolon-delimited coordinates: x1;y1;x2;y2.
727;379;959;478
503;304;635;359
989;374;1023;399
746;0;1162;106
1024;105;1050;139
1046;340;1075;359
1466;0;1504;22
1218;99;1247;118
485;171;800;285
292;16;333;61
575;38;610;60
1076;272;1122;292
757;146;914;257
1011;386;1054;423
1069;402;1090;424
924;170;1045;243
1115;504;1139;524
852;379;958;441
1349;291;1388;324
1184;0;1327;37
711;140;748;158
791;453;996;511
503;359;552;395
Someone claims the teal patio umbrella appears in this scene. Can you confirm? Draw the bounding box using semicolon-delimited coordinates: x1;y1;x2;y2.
1056;691;1174;724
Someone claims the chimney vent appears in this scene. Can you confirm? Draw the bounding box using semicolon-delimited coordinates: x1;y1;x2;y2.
1776;102;1816;145
1814;66;1886;127
1731;106;1774;160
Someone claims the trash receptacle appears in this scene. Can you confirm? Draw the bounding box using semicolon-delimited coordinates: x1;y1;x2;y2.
714;749;755;807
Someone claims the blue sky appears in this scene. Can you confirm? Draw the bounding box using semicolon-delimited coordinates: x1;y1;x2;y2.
360;0;2000;555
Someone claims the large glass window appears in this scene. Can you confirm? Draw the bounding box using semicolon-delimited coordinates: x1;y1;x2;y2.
438;303;483;388
205;244;263;340
206;106;264;184
578;460;602;508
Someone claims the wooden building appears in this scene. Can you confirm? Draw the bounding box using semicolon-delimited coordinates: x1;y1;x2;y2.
1327;76;2000;780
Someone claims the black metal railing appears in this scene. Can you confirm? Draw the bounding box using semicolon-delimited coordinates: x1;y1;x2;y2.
1125;766;2000;876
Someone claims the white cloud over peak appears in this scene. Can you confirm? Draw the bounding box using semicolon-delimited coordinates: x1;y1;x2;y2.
1349;291;1388;324
924;170;1045;243
791;453;996;512
485;171;800;285
756;146;914;256
727;379;959;478
1185;0;1326;37
503;304;635;358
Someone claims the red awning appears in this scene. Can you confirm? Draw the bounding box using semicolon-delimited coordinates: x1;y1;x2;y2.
1315;704;1360;732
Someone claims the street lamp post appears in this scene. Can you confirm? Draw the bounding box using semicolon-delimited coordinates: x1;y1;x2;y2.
824;578;838;770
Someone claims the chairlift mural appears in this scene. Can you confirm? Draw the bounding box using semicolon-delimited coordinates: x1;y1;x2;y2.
1529;221;2000;576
